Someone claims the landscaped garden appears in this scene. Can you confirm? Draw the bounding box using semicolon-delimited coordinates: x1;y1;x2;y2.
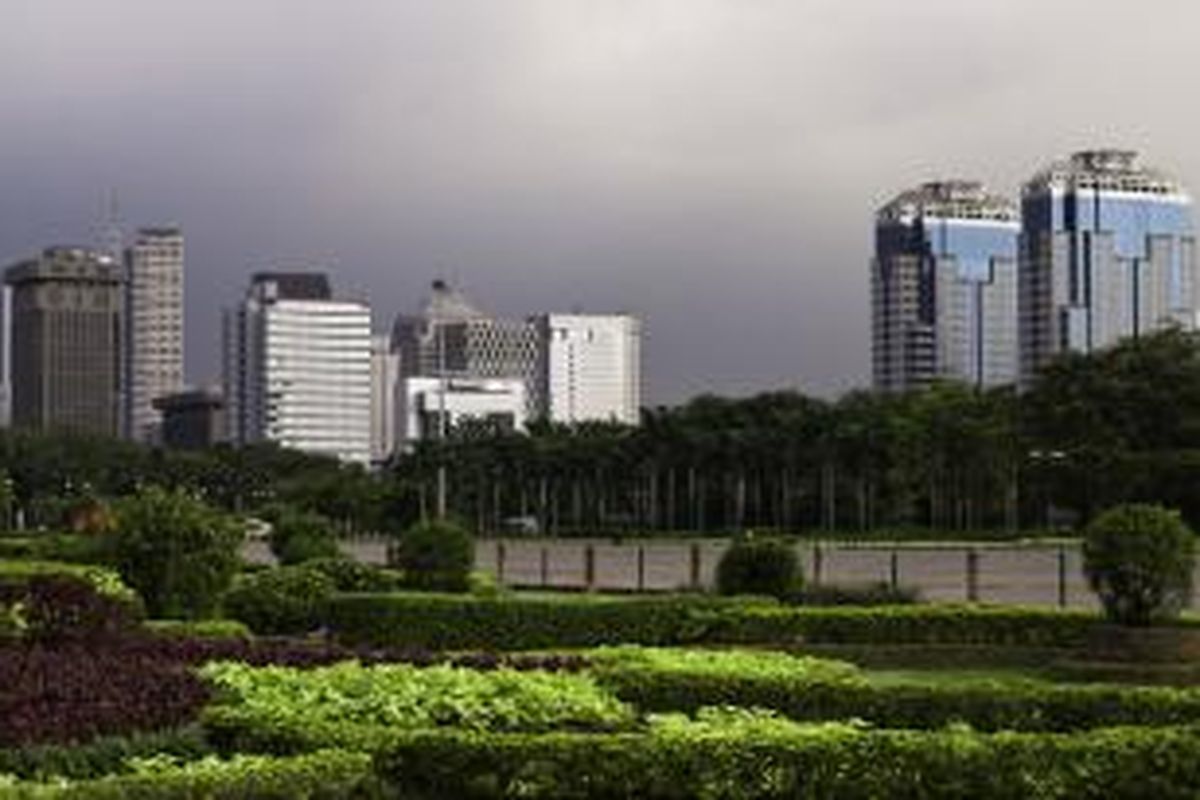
5;494;1200;797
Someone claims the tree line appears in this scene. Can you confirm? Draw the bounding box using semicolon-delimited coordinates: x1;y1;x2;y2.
3;328;1199;538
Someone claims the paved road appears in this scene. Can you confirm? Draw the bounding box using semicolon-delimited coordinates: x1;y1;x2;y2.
245;536;1120;608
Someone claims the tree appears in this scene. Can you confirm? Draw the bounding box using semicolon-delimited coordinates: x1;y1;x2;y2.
1082;504;1196;626
111;487;243;619
388;518;474;592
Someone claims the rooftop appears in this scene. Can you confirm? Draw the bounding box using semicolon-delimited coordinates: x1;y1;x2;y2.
1025;149;1187;197
877;180;1017;224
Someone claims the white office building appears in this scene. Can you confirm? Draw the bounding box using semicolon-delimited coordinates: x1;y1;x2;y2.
398;376;527;446
223;273;371;465
535;313;641;425
370;334;399;464
124;227;184;440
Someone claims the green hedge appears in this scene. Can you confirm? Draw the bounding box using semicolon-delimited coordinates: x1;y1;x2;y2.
0;727;210;781
0;561;139;607
0;749;374;799
375;718;1200;799
142;619;252;640
326;591;1178;651
0;535;110;565
590;647;1200;732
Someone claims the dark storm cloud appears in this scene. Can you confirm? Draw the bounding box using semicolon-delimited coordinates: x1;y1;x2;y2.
2;0;1199;403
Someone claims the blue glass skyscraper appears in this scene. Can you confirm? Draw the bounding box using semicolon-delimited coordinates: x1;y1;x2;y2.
872;181;1019;391
1019;149;1197;381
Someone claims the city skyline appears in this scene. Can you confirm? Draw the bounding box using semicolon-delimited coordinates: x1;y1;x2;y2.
5;1;1200;404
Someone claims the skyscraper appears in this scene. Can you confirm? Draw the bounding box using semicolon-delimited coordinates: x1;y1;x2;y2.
123;227;184;442
534;313;641;424
1019;149;1198;381
5;247;122;435
223;272;371;464
872;181;1019;391
369;333;399;464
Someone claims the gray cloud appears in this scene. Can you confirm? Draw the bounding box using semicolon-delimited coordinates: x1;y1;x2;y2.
2;0;1198;403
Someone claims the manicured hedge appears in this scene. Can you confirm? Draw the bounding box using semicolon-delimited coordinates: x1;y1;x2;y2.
0;727;211;781
375;718;1200;799
590;647;1200;732
1;749;374;799
326;591;1181;651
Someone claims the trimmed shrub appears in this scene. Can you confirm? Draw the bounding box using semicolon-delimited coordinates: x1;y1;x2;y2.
0;534;112;565
0;726;211;781
143;619;252;640
589;646;1200;732
111;487;243;619
301;557;402;593
326;592;1144;652
0;576;141;642
1;749;373;799
375;720;1200;800
1083;504;1196;626
388;519;474;592
222;566;335;636
266;509;341;566
716;536;801;599
788;581;921;606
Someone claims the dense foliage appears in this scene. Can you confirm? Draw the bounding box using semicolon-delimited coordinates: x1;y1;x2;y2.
326;591;1150;651
264;507;341;566
388;518;475;592
111;487;243;619
715;536;802;598
1083;504;1196;626
377;716;1200;799
222;566;335;635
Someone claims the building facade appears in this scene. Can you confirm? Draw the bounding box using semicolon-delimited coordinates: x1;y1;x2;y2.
535;313;641;424
123;227;184;442
223;272;371;464
1019;149;1198;382
154;388;224;450
399;376;527;446
5;247;123;435
872;180;1019;391
369;333;399;464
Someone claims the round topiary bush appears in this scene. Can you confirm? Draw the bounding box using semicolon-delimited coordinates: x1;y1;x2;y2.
266;508;341;566
302;556;403;592
223;565;335;635
1083;504;1196;627
715;536;802;599
388;519;474;593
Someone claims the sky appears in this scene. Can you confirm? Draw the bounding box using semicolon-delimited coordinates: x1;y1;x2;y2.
2;0;1198;405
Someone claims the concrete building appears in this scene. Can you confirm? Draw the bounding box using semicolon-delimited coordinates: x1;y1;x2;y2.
370;333;399;464
123;227;184;442
392;281;540;416
4;248;122;435
154;388;224;450
223;272;371;464
872;180;1019;391
399;376;527;446
1019;149;1198;382
535;313;641;424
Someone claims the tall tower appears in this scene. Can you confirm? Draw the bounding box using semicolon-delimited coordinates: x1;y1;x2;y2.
224;272;371;464
872;181;1019;391
534;313;641;424
5;248;122;435
1019;150;1198;382
123;227;184;441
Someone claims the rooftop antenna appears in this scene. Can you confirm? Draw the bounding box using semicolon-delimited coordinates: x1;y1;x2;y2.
99;189;124;264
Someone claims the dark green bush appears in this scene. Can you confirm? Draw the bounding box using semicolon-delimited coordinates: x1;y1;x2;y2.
716;536;801;599
1083;504;1196;626
589;646;1200;733
111;487;243;619
143;619;252;640
301;557;402;592
376;722;1200;800
326;592;1145;652
787;581;921;606
0;726;211;781
0;533;112;565
5;749;374;799
223;566;335;635
266;509;341;566
388;519;474;592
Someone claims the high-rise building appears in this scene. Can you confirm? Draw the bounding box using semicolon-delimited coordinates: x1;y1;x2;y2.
872;180;1019;391
535;313;641;424
1020;149;1198;381
123;227;184;441
223;272;371;464
369;334;399;464
154;387;224;450
399;376;527;447
5;247;122;435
